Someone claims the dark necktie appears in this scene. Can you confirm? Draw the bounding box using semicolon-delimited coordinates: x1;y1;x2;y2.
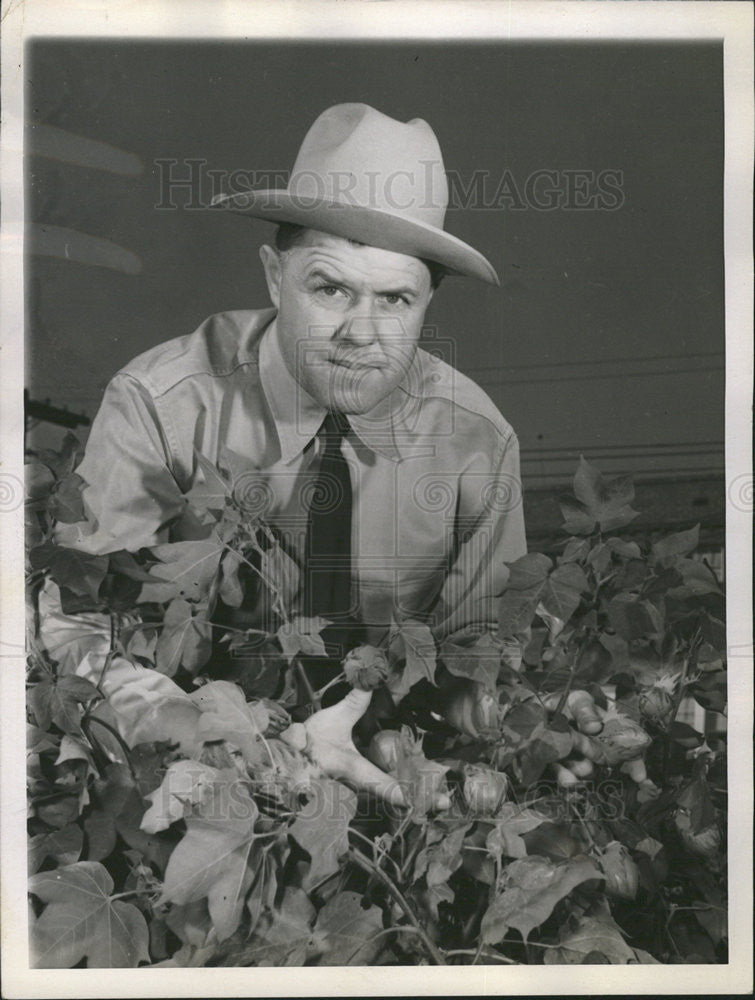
303;411;353;619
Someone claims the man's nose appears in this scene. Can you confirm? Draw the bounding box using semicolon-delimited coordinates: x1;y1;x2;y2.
339;314;380;347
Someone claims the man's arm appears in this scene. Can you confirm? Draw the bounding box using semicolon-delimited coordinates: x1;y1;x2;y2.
430;429;527;642
54;373;187;555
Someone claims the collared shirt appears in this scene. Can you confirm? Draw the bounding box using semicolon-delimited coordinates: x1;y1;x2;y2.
57;308;526;642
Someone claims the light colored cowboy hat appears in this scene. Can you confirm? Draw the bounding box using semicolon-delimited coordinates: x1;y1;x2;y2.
211;103;499;286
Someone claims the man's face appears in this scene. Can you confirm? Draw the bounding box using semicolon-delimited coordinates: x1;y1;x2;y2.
260;230;434;414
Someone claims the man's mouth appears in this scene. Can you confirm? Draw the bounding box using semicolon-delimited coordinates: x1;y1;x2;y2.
330;356;386;371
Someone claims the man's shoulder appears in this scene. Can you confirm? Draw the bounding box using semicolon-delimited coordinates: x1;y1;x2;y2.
411;346;515;443
117;308;276;397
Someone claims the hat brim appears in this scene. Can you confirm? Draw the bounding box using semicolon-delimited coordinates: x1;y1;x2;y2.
211;190;500;286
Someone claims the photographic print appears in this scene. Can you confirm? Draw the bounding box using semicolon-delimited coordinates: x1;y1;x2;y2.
1;1;752;996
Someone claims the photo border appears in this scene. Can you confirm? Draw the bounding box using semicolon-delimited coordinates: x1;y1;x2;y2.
1;1;752;996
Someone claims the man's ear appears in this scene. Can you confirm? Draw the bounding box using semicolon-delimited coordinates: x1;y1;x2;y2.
259;244;283;309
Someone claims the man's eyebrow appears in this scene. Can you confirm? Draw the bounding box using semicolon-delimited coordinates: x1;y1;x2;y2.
304;265;420;298
305;266;350;286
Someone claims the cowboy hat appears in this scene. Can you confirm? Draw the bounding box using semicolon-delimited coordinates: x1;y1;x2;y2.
211;103;499;285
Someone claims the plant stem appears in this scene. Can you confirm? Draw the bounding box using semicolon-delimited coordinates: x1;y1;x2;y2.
348;826;402;878
347;846;446;965
109;888;149;901
294;657;321;711
83;715;137;781
224;542;290;625
569;797;598;850
400;827;425;880
312;672;347;700
444;948;517;965
669;630;702;724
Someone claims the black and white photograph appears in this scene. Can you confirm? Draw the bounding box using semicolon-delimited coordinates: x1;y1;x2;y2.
1;1;752;995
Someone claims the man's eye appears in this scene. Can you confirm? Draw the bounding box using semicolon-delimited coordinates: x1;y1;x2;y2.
317;284;345;298
381;294;407;307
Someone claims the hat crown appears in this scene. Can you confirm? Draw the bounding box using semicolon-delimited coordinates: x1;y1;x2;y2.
288;103;449;229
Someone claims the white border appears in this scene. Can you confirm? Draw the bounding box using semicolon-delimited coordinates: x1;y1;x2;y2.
1;1;752;996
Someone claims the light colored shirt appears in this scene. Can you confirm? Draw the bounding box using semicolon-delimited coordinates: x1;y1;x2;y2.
57;308;526;642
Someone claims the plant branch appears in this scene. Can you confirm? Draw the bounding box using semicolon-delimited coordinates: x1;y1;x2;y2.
294;657;321;711
669;629;702;724
348;827;402;878
444;947;518;965
347;847;446;965
82;715;137;781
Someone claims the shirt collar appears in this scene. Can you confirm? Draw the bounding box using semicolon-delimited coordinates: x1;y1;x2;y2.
259;317;422;464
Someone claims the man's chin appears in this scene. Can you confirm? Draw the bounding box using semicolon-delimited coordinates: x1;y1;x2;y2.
316;369;398;414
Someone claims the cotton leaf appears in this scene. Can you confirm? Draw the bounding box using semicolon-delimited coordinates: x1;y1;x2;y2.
425;823;471;887
164;899;213;949
481;855;604;944
486;804;549;860
393;729;449;817
25;460;56;502
498;583;545;636
37;581;112;675
276;616;329;663
48;473;87;524
155;598;212;676
670;558;723;597
31;545;109;604
245;847;279;936
27;723;59;755
543;915;637;965
55;734;97;780
141;760;219;833
651;524;700;564
29;674;100;736
289;779;357;889
570;457;640;532
75;652;201;755
121;626;158;666
535;601;566;642
586;542;612;575
29;861;149;968
185;451;232;511
515;721;574;783
422;882;455;922
388;620;437;700
137;535;224;604
559;538;591;564
539;562;588;628
28;824;83;874
83;809;118;862
505;553;553;590
440;631;501;691
34;432;83;480
250;887;318;966
315;890;385;966
607;594;663;641
498;554;554;635
218;548;245;607
558;496;598;535
260;544;300;612
159;771;260;941
606;537;642;559
190;680;270;765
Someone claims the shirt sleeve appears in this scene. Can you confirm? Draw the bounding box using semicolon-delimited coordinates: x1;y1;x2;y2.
54;373;187;555
429;429;527;642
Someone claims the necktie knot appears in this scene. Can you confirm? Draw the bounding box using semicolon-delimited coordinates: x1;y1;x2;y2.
319;411;350;455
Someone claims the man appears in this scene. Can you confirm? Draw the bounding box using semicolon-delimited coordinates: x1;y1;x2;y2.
51;104;529;799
